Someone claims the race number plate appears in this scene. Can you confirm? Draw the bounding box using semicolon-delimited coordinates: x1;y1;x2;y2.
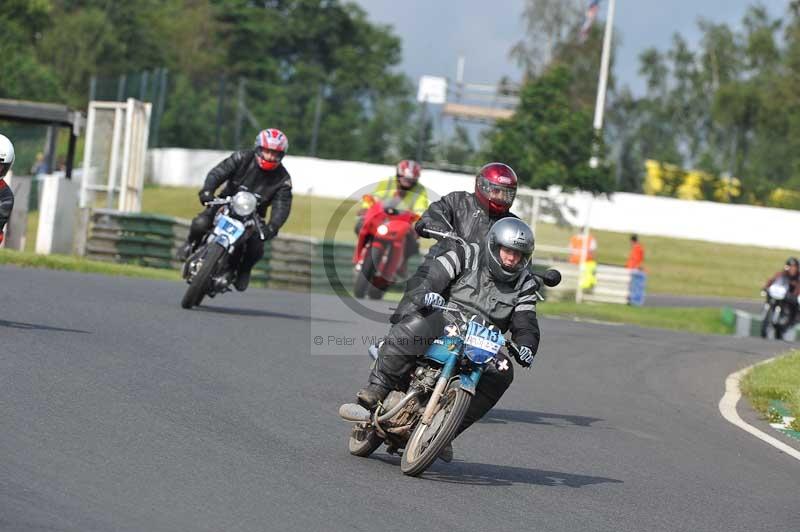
463;321;504;365
214;215;245;241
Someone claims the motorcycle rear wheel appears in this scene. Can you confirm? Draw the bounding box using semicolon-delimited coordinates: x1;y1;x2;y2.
401;381;470;477
181;243;225;309
367;283;386;300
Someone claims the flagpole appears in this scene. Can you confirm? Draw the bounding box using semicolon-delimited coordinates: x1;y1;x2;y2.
589;0;616;168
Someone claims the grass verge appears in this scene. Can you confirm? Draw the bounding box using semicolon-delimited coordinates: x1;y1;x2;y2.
539;301;730;336
140;185;788;299
2;245;729;336
0;249;180;281
740;350;800;422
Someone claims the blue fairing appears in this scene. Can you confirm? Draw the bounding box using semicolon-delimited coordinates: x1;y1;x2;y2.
423;337;460;365
458;368;483;395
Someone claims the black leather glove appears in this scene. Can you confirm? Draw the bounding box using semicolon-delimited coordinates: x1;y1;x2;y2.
411;291;445;310
513;345;535;368
199;190;215;205
416;220;451;240
262;221;278;240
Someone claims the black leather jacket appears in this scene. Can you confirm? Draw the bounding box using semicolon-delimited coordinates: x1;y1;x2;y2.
391;191;517;325
405;242;541;353
0;179;14;231
202;149;293;231
414;191;516;256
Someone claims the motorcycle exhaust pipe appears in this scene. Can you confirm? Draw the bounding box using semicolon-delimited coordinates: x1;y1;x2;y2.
377;388;421;423
338;387;422;423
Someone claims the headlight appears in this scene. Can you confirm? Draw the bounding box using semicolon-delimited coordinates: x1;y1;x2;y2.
232;191;257;216
768;284;788;300
376;224;389;236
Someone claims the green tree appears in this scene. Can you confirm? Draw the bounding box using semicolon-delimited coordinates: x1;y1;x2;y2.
439;124;476;167
485;66;612;193
510;0;583;77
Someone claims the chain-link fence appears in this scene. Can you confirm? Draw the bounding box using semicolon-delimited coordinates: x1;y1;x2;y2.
89;69;487;169
91;69;350;155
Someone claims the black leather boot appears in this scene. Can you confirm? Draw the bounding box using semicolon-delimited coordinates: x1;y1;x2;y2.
356;384;390;409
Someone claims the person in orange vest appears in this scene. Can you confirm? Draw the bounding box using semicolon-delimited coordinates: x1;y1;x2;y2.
568;231;596;264
625;234;644;270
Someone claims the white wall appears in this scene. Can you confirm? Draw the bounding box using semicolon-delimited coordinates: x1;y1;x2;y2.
147;148;800;250
147;148;474;200
556;191;800;250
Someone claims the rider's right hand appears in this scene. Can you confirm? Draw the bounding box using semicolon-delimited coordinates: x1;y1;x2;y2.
421;292;445;308
199;190;214;205
419;221;450;240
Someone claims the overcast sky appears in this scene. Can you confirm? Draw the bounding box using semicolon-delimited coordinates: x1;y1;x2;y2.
352;0;789;96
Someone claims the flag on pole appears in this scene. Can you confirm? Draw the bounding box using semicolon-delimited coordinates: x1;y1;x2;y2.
580;0;600;42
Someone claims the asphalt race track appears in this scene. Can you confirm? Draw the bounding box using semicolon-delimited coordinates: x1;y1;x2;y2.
2;265;798;532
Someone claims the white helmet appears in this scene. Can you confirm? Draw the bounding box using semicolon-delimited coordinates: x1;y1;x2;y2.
0;134;14;178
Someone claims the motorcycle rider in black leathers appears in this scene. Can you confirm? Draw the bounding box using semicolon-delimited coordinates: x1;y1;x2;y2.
762;257;800;323
391;162;520;324
178;129;293;291
356;218;541;460
0;134;15;246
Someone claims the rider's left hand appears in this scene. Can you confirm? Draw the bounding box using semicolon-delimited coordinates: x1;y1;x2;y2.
259;220;277;240
514;345;535;368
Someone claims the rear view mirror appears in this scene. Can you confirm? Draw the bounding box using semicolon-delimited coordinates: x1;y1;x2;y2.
542;269;562;287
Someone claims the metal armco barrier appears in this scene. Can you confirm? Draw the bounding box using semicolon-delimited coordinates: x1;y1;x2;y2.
584;264;636;305
80;208;189;269
79;209;640;301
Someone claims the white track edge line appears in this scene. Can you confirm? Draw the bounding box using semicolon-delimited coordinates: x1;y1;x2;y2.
718;356;800;462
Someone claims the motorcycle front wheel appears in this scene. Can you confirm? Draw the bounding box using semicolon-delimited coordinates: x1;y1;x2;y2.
181;242;225;309
760;303;774;338
353;246;381;299
401;381;470;477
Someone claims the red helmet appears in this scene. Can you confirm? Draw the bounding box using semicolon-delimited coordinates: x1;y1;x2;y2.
254;128;289;171
475;162;518;215
396;160;421;190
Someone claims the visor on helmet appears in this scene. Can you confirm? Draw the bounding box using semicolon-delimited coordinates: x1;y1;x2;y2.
256;147;285;162
477;175;516;207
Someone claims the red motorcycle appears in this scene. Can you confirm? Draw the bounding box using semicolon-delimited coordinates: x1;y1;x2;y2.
353;195;419;300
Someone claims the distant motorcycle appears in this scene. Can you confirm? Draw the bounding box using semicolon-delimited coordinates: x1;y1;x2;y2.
760;277;794;339
180;188;265;309
352;194;419;300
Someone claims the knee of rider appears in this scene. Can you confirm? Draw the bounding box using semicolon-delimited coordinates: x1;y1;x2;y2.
248;236;265;256
489;360;514;390
381;322;430;359
192;216;211;233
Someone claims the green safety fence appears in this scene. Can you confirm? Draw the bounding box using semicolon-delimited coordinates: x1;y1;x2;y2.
81;209;587;299
81;209;423;293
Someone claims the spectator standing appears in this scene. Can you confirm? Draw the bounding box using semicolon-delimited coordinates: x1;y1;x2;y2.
626;234;645;270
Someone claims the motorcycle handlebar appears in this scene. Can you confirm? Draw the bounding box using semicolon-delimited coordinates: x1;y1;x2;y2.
423;228;466;246
430;300;522;357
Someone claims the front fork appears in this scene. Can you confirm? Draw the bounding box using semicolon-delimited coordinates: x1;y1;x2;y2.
419;355;483;425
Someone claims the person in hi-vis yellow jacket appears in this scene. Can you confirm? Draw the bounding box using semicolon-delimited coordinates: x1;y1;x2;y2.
356;160;430;270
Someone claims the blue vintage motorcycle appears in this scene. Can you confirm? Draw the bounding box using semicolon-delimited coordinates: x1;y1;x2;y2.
181;189;265;309
339;268;561;477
